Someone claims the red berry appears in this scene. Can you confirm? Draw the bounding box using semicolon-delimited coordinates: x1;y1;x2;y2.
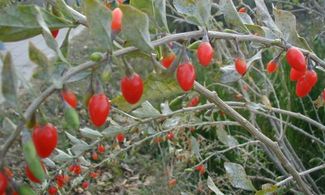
286;47;306;72
61;89;78;108
116;133;125;143
168;178;177;188
89;171;98;179
73;165;82;175
238;7;246;13
56;174;65;188
97;144;105;153
92;151;99;161
235;57;247;76
290;68;305;81
154;137;163;144
296;76;312;97
51;30;59;38
121;73;144;104
195;164;205;175
25;163;45;183
305;69;318;87
82;181;89;189
187;96;200;107
111;8;123;33
32;123;58;158
166;132;174;140
0;172;7;194
176;63;196;91
266;60;278;73
3;168;13;178
161;53;176;68
88;93;111;127
197;42;214;67
48;186;58;195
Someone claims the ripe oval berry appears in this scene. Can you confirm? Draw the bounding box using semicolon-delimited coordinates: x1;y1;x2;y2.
266;60;278;73
51;30;59;38
290;68;305;81
195;164;205;175
286;47;306;72
197;42;214;67
166;132;174;140
61;89;78;108
235;58;247;76
296;76;312;97
305;69;318;87
25;163;45;183
176;63;196;91
187;96;200;107
161;53;176;68
82;181;89;189
88;93;110;127
48;186;58;195
121;73;144;104
238;7;246;13
92;151;99;161
0;172;7;194
112;8;123;32
97;144;105;153
116;133;125;143
32;123;58;158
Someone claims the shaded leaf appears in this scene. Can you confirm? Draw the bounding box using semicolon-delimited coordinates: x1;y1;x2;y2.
207;176;225;195
219;0;249;32
162;117;181;129
0;5;75;42
120;4;154;53
2;117;16;135
83;0;113;51
191;136;202;160
65;132;88;145
1;52;17;106
224;162;256;191
29;42;49;67
43;158;56;168
130;0;169;32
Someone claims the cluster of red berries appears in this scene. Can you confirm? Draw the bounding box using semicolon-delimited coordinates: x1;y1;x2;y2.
286;47;318;97
0;168;18;194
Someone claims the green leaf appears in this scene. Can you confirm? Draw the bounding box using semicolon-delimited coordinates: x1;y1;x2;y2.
132;101;161;118
254;0;281;37
207;176;225;195
219;0;249;33
60;28;71;58
112;73;182;112
35;6;68;64
224;162;256;191
130;0;169;32
29;42;49;67
191;136;202;160
83;0;113;51
53;149;73;163
1;52;17;106
173;0;211;27
273;8;312;50
120;4;153;53
0;5;75;42
217;126;239;147
80;127;103;140
22;130;45;182
18;184;36;195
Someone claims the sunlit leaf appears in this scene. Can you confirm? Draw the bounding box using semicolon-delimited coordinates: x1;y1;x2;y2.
217;126;239;147
132;101;161;118
53;149;73;162
80;127;103;139
224;162;256;191
207;176;225;195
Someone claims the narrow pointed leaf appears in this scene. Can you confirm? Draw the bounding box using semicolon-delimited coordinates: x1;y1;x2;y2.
29;42;49;67
1;52;17;106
